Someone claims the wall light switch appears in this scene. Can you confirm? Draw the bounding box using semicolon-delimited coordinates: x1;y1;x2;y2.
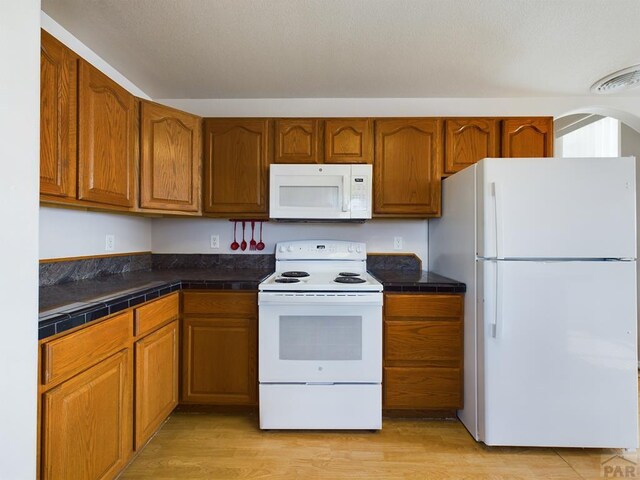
105;234;115;252
393;236;403;250
210;234;220;249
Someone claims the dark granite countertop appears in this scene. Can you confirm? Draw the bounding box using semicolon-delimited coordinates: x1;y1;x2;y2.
39;268;272;339
369;270;466;293
38;254;465;340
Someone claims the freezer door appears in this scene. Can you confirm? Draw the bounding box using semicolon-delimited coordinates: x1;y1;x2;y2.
477;157;636;259
480;259;638;448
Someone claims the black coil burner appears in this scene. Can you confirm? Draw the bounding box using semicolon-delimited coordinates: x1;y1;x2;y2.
338;272;360;277
281;271;310;278
275;277;300;283
334;276;366;284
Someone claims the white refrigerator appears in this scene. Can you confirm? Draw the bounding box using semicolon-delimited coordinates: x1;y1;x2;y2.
429;157;638;448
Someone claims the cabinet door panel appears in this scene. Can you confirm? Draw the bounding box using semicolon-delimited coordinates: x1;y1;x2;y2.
203;119;270;215
140;102;201;212
41;349;132;480
182;316;257;405
374;119;442;216
383;366;462;409
502;117;554;158
444;118;499;176
324;118;372;164
40;30;77;198
78;61;135;207
384;320;462;367
135;321;179;449
274;119;319;164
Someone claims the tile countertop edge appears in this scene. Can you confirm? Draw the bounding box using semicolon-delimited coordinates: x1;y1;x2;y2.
39;270;466;340
38;275;271;340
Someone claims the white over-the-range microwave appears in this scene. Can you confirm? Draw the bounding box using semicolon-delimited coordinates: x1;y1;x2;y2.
269;164;372;220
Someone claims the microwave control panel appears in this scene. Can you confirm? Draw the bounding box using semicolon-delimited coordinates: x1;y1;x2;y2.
350;165;372;217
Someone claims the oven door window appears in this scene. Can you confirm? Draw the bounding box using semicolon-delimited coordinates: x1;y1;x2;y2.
279;315;362;361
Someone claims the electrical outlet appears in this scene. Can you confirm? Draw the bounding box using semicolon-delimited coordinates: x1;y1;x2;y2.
105;234;115;252
210;234;220;249
393;236;403;250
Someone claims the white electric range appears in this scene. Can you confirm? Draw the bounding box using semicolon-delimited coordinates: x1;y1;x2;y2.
258;240;383;430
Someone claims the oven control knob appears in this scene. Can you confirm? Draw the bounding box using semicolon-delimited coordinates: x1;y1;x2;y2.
279;245;286;253
287;245;294;252
356;245;362;253
348;244;354;253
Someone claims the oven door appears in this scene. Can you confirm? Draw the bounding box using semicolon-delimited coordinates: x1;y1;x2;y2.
258;292;382;383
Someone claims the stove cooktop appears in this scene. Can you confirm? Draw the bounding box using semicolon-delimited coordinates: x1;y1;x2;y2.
259;270;382;292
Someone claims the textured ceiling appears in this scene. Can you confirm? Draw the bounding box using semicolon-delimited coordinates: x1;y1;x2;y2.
42;0;640;99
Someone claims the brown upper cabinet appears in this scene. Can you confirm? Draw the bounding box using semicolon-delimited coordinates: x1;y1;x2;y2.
444;118;500;176
203;119;271;217
40;31;77;199
324;118;373;164
274;119;320;164
78;60;136;208
374;118;443;217
502;117;554;158
139;101;202;213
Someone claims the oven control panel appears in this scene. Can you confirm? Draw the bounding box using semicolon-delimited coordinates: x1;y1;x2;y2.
275;240;366;260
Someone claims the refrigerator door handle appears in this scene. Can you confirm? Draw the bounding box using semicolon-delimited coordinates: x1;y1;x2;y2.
491;182;503;259
492;260;502;338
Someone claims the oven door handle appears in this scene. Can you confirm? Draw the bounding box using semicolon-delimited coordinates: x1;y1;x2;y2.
258;293;383;306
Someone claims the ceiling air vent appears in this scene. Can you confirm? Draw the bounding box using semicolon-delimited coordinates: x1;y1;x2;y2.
591;65;640;94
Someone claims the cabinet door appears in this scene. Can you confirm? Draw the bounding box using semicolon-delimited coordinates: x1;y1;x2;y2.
140;101;201;212
203;119;270;215
383;293;464;412
374;119;443;216
274;119;319;164
383;366;462;409
41;349;132;480
324;118;373;164
78;60;136;207
182;316;257;405
135;321;179;450
502;117;554;158
40;30;77;198
444;118;499;176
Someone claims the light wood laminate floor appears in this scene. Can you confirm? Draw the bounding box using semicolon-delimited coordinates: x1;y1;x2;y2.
121;388;640;480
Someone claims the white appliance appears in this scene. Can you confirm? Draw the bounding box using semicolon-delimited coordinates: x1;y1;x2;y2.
429;157;638;448
258;240;383;429
269;164;372;220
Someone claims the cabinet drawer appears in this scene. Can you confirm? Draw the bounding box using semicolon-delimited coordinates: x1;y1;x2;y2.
42;311;132;386
135;292;179;337
384;294;462;318
182;291;257;317
384;320;462;367
383;366;462;409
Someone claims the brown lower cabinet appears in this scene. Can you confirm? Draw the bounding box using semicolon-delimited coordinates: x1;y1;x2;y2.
134;320;179;449
181;291;258;405
383;293;464;413
38;292;180;480
39;312;134;480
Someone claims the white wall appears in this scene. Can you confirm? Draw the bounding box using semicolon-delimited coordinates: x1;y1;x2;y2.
157;97;640;125
41;11;150;99
40;207;152;259
152;218;428;264
620;125;640;354
0;1;39;478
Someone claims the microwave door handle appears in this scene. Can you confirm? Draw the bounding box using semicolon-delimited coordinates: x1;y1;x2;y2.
342;175;350;212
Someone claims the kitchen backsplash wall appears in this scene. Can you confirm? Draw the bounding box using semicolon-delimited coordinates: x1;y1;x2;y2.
151;218;429;264
40;207;153;260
